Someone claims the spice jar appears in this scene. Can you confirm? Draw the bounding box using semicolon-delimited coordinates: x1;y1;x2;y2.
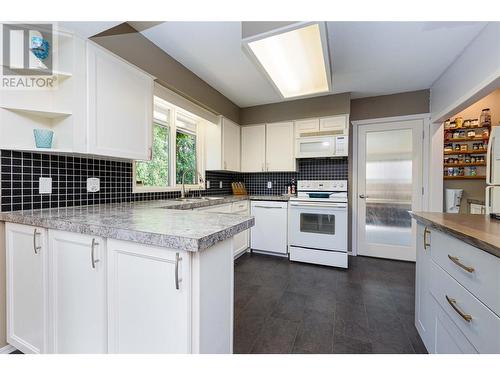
464;119;471;128
454;144;461;151
471;119;479;127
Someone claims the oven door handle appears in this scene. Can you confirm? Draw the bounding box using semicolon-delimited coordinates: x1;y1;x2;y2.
289;202;347;209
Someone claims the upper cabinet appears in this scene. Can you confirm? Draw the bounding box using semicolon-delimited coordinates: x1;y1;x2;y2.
266;122;295;172
241;122;296;172
205;117;241;172
0;31;154;161
241;124;266;172
86;42;153;160
294;115;349;137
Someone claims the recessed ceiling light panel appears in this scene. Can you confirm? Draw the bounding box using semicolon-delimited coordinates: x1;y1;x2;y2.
244;23;331;99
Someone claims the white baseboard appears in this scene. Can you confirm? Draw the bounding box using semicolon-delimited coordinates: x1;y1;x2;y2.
0;344;16;354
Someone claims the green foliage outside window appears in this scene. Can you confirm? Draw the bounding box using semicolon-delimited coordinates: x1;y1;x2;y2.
176;131;197;185
135;123;170;187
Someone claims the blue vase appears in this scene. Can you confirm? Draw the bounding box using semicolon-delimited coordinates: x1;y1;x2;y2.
33;129;54;148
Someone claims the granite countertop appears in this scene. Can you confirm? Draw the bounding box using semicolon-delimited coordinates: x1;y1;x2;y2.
410;211;500;258
0;199;255;252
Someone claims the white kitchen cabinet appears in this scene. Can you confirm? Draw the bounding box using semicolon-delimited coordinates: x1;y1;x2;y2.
266;122;296;172
295;118;320;137
48;230;107;353
414;224;435;352
232;201;250;257
107;239;190;353
250;201;288;255
241;124;266;172
206;117;241;172
87;41;153;160
415;222;500;354
319;114;349;134
222;118;241;172
5;223;48;354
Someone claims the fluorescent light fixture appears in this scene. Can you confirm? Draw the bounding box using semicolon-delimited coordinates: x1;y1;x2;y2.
245;23;331;99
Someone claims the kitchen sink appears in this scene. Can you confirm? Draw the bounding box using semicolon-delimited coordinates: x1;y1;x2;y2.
173;196;225;202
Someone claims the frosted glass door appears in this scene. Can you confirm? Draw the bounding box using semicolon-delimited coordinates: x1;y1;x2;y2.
357;120;423;261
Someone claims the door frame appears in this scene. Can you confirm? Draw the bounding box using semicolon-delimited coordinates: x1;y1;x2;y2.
351;113;432;257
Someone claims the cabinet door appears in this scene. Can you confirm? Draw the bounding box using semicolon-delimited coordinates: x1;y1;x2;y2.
319;115;349;134
415;224;434;352
48;230;107;353
87;42;153;160
266;122;296;172
6;223;48;354
107;239;190;353
241;124;266;172
295;118;319;137
222;118;241;171
232;201;250;257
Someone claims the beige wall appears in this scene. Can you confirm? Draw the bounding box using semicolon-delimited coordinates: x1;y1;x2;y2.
350;89;430;121
239;92;351;125
91;23;241;124
0;222;6;348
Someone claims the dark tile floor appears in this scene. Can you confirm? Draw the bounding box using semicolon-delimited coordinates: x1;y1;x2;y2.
234;253;427;354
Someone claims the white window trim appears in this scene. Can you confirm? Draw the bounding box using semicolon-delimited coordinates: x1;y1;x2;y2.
133;98;206;193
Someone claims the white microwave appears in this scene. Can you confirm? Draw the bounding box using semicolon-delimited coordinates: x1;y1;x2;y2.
295;135;348;158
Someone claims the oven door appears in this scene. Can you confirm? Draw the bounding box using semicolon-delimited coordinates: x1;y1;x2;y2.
289;201;347;252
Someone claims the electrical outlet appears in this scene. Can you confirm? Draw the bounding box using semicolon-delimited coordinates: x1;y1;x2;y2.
39;177;52;194
206;180;210;189
267;181;272;189
87;177;100;193
219;181;223;189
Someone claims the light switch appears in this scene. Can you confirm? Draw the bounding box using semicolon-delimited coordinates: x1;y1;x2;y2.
87;178;100;192
39;177;52;194
267;181;272;189
206;180;210;189
219;181;223;189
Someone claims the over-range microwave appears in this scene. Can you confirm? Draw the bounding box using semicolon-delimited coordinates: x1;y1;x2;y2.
295;135;348;158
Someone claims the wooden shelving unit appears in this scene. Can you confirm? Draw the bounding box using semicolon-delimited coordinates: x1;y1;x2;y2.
445;137;489;143
444;150;487;155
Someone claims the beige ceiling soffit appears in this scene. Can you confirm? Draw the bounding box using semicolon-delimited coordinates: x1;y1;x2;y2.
91;22;137;38
127;21;164;33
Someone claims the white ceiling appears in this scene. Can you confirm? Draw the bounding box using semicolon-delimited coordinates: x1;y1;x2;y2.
140;21;487;107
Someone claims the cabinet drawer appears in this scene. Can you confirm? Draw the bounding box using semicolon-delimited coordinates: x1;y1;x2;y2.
430;229;500;316
429;261;500;353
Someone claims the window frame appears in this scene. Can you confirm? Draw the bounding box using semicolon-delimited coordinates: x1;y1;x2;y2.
132;97;205;193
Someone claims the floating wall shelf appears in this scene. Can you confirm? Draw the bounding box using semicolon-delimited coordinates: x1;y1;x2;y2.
1;106;72;119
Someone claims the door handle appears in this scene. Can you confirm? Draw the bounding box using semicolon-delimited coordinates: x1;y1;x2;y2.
359;194;366;199
91;238;100;269
424;227;431;250
33;229;41;255
175;252;182;290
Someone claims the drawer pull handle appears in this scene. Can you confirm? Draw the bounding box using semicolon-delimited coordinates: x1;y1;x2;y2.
91;238;100;269
446;295;472;322
448;255;475;273
175;252;182;290
33;229;42;255
423;227;431;250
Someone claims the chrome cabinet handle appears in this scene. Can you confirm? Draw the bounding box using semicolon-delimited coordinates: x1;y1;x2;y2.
446;295;472;322
91;238;100;269
448;255;475;273
424;227;431;250
175;252;182;290
33;229;41;255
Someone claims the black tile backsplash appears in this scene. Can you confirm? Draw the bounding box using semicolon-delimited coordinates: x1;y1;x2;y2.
0;149;347;211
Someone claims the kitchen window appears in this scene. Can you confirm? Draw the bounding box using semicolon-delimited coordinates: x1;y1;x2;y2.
133;96;205;193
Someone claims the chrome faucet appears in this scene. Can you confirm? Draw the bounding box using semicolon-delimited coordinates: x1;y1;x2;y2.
180;169;204;199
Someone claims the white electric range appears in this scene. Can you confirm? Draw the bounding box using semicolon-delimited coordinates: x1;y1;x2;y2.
288;180;348;268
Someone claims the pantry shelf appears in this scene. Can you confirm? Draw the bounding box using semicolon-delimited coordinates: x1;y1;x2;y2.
443;162;486;167
445;137;489;143
443;175;486;180
444;150;487;155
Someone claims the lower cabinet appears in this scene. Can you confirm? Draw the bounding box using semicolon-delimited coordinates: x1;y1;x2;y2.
107;239;190;353
6;223;235;353
5;223;48;354
48;230;107;353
